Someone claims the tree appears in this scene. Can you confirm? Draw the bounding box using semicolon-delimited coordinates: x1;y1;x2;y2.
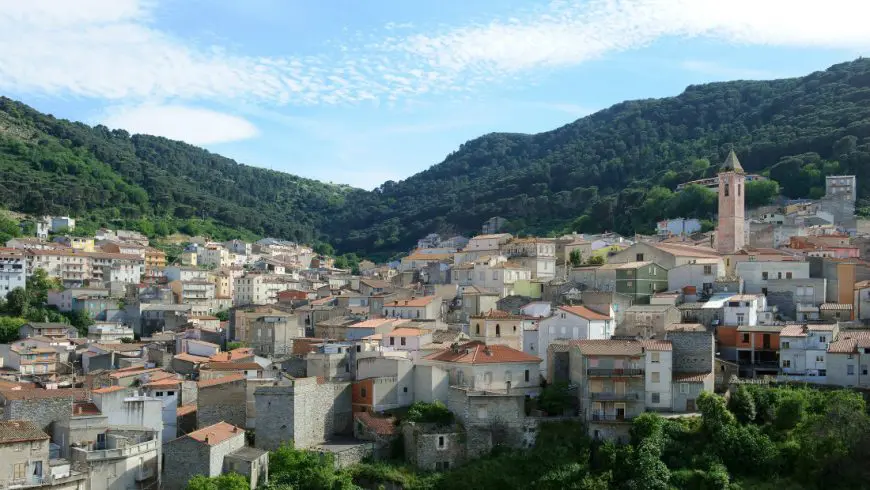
586;255;605;265
4;288;29;318
568;249;583;267
268;445;355;490
186;473;249;490
728;386;757;424
0;317;26;343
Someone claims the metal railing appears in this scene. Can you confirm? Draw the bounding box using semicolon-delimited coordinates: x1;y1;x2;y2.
590;413;635;422
590;391;642;401
587;368;644;376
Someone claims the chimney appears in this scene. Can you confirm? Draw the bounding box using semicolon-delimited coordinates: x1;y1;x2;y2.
227;352;231;360
233;426;239;433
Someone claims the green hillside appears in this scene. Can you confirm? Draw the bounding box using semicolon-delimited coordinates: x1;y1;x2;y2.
4;59;870;258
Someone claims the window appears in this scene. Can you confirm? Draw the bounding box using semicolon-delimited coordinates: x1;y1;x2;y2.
736;313;745;325
475;324;480;335
680;383;689;394
495;325;501;337
651;393;660;404
737;183;741;196
390;337;395;346
651;352;660;363
13;463;25;480
777;272;782;279
762;272;768;280
786;272;792;279
493;271;498;280
636;253;644;261
477;407;488;419
167;391;175;396
816;356;824;363
651;372;660;383
782;360;791;368
847;365;855;375
403;387;408;393
156;391;164;396
356;345;361;353
742;333;750;343
724;183;730;196
529;343;535;352
819;336;826;343
361;387;367;398
703;265;712;275
400;337;407;346
863;365;869;376
437;436;445;449
524;369;530;382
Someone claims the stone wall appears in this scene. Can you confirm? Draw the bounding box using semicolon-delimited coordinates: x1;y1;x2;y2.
162;437;210;489
254;378;344;451
3;396;73;433
331;382;353;436
447;387;526;458
402;422;465;471
326;443;375;469
197;379;246;429
182;380;198;406
280;356;308;377
666;331;714;374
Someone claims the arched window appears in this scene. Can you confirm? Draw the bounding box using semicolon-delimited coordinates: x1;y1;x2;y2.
495;324;501;337
475;323;481;335
738;183;741;196
724;183;730;197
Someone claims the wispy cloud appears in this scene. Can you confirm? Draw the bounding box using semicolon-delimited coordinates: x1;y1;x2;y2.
100;104;259;145
2;0;870;110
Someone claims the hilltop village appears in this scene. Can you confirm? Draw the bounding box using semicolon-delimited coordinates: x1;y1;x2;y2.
0;151;868;488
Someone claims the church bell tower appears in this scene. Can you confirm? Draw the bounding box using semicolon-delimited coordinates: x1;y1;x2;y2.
716;149;745;254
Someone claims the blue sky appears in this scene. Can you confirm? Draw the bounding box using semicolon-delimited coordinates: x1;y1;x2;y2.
2;1;868;190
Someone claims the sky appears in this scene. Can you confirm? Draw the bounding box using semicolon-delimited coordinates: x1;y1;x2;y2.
2;1;870;190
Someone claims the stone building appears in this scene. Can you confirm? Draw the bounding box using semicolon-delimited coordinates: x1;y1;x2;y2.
402;422;465;471
619;304;681;339
196;374;247;429
0;420;87;490
247;314;303;357
162;422;268;490
254;377;352;451
447;386;533;458
0;388;87;433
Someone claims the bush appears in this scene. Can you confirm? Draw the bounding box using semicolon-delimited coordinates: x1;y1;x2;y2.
405;402;454;426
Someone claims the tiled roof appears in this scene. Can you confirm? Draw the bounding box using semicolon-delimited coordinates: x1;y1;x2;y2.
108;367;163;379
820;303;853;310
0;388;88;401
0;421;49;443
641;340;672;352
174;353;210;363
652;243;720;258
471;310;533;320
673;372;712;383
204;362;262;371
385;327;430;337
384;296;438;308
92;386;126;394
354;412;397;436
184;421;244;446
144;378;181;388
615;261;654;269
348;318;404;329
177;404;197;417
855;280;870;289
573;340;642;356
559;305;611;321
72;402;101;416
197;373;245;388
362;333;383;341
807;323;837;331
780;325;808;337
424;341;540;364
360;279;391;289
208;348;255;362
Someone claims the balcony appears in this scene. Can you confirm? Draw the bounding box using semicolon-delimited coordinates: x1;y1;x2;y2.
587;368;644;377
590;412;635;423
75;438;159;461
590;391;642;401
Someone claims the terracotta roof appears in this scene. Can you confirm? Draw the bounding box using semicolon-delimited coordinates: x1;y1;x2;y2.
673;372;712;383
362;334;383;341
641;340;672;352
348;318;405;329
404;252;453;261
184;421;244;446
384;296;438;308
208;348;254;362
360;278;391;289
820;303;852;310
177;404;197;417
204;362;262;371
780;325;808;337
665;323;706;332
72;402;101;416
558;305;611;321
652;243;720;258
92;386;126;394
807;323;837;331
424;341;540;364
174;353;210;364
855;280;870;289
197;373;245;388
144;378;181;388
0;421;49;443
93;343;145;352
354;412;397;436
827;330;870;354
573;340;642;356
0;388;88;401
108;367;163;379
385;327;430;337
0;379;25;391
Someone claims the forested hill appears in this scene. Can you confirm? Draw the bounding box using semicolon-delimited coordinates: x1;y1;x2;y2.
4;59;870;259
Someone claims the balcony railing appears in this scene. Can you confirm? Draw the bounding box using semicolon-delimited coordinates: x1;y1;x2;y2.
590;412;635;422
590;391;642;401
587;368;644;377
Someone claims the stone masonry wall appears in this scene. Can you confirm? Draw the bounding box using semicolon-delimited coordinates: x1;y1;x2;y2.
666;331;714;374
162;437;210;490
402;422;465;471
5;397;73;433
254;385;294;451
197;379;247;429
255;379;340;451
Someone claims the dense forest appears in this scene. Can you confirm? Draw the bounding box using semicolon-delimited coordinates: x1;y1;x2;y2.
186;386;870;489
5;59;870;258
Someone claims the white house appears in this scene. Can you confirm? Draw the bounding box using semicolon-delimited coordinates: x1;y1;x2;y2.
500;238;557;279
854;280;870;321
0;248;27;294
667;260;723;298
538;305;613;378
779;323;837;383
519;301;553;318
735;260;810;294
722;294;762;327
233;274;293;305
381;327;433;361
164;266;209;283
642;340;673;411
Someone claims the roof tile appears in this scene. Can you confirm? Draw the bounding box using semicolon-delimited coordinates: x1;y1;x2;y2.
424;341;540;364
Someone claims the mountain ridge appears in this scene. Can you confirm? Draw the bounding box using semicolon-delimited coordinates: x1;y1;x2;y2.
3;59;870;259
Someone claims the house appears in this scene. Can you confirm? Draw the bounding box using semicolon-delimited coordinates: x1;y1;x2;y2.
382;296;441;320
247;314;303;357
19;322;77;341
417;341;541;404
618;305;681;339
778;323;838;383
0;248;27;294
614;261;669;304
667;260;723;298
500;237;557;279
87;322;134;343
344;318;407;341
233;274;296;306
0;420;87;489
163;266;208;283
163;422;268;490
382;327;433;359
200;362;265;380
819;303;853;322
717;324;782;378
359;278;392;297
353;354;415;412
735;260;810;295
468;310;531;351
826;330;870;388
537;305;613;378
144;247;166;278
4;343;59;380
609;242;721;270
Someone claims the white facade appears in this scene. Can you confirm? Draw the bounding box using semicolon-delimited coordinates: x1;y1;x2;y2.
50;216;76;232
233;274;291;305
722;295;760;327
667;261;722;297
0;249;27;294
779;325;836;382
87;322;134;343
519;302;553;318
450;257;531;297
164;266;209;283
644;348;673;410
199;246;231;268
101;260;143;285
538;306;613;378
735;261;810;294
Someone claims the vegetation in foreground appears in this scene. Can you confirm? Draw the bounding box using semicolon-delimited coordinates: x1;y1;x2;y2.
186;385;870;489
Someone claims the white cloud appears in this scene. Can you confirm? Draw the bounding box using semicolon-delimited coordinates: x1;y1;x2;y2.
100;104;259;145
2;0;870;108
